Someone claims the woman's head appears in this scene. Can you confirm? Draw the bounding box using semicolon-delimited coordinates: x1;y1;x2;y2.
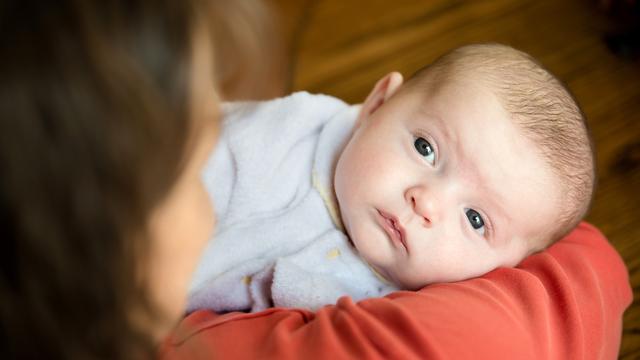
0;0;262;357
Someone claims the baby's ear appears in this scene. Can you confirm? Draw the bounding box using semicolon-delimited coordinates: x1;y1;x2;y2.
357;72;404;124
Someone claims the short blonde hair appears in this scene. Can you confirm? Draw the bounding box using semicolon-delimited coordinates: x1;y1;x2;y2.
407;43;595;245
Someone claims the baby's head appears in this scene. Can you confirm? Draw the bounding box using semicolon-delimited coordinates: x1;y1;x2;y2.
334;43;594;289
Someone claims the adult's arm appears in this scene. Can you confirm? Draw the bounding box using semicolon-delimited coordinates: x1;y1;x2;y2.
160;222;632;359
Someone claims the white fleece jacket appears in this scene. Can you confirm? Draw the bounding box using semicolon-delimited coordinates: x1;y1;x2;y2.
187;92;398;313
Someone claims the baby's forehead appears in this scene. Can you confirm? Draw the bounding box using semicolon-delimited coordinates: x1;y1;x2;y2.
408;78;513;135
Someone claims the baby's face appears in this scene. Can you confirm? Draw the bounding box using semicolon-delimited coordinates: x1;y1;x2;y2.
334;77;561;290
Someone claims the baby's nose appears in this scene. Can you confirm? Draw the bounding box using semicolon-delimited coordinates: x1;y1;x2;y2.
405;186;439;226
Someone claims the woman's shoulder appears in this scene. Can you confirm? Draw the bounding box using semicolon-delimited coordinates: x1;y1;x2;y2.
160;222;632;360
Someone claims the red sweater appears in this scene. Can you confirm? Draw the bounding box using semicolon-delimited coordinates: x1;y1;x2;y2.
160;222;631;359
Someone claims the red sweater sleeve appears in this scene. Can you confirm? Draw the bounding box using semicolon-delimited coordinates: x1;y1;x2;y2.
159;222;632;360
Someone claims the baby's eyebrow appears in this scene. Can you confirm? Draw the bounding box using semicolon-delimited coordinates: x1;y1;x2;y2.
484;202;507;247
480;192;509;247
456;152;510;246
416;108;456;144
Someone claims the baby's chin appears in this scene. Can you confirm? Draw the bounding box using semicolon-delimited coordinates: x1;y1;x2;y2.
389;270;432;290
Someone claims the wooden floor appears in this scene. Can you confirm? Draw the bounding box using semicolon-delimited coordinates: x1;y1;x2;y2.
269;0;640;357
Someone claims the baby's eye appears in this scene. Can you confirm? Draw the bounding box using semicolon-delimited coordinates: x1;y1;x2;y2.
414;137;435;165
465;208;485;236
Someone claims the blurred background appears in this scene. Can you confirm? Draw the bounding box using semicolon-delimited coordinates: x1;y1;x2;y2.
263;0;639;357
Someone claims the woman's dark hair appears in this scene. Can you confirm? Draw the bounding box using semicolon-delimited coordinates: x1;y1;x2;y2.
0;0;271;357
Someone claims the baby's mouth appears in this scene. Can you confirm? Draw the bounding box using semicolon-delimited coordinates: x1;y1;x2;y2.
376;209;408;252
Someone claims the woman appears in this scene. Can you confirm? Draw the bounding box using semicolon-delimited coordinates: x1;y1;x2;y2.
0;0;631;359
0;0;226;357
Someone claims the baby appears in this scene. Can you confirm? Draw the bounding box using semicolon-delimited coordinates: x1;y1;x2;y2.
188;43;595;313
